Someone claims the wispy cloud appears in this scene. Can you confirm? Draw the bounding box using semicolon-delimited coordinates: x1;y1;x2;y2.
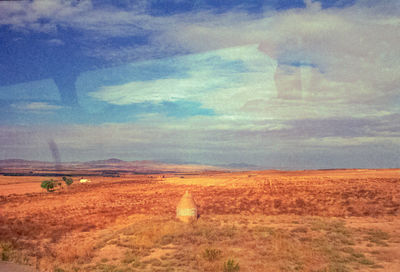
159;1;400;107
88;45;274;108
11;102;63;112
0;0;91;32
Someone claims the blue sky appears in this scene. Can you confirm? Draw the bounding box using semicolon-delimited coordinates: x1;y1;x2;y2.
0;0;399;169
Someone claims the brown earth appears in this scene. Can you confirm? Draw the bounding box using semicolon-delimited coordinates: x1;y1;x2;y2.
0;261;34;272
0;169;399;271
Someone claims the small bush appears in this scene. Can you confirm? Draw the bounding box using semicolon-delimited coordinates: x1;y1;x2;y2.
366;229;390;246
203;248;222;262
41;179;58;192
223;259;240;272
358;257;374;265
0;242;13;261
62;176;74;186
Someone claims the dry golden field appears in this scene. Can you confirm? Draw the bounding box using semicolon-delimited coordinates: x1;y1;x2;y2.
0;169;399;271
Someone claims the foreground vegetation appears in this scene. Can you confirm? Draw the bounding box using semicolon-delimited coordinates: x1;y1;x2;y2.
1;215;398;272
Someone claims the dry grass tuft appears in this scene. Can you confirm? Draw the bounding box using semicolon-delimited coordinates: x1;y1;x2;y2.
53;238;95;263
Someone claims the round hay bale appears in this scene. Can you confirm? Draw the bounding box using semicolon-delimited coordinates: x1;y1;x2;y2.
176;191;197;223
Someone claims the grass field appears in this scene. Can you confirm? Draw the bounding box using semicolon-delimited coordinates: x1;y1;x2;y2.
0;169;399;271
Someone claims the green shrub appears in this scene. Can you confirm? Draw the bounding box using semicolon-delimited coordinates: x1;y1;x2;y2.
62;176;74;186
223;259;240;272
41;179;58;192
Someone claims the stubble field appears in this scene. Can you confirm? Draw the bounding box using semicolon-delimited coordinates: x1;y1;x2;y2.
0;169;399;271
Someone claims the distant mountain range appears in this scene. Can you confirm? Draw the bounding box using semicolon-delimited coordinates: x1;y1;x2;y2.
217;163;261;170
0;158;253;174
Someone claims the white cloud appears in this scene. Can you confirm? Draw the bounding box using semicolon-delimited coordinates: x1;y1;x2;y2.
89;45;277;112
11;102;62;112
0;0;92;32
158;1;400;108
86;40;398;122
90;69;233;104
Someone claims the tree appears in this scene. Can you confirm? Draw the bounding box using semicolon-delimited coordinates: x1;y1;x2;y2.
62;176;73;186
41;179;58;192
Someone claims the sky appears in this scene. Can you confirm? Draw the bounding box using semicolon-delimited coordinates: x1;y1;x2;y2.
0;0;399;169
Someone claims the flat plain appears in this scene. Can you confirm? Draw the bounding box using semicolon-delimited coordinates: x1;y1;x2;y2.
0;169;399;271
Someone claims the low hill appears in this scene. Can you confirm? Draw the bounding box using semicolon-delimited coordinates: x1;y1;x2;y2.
0;158;226;174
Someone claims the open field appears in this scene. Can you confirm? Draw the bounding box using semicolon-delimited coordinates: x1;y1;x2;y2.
0;169;399;271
